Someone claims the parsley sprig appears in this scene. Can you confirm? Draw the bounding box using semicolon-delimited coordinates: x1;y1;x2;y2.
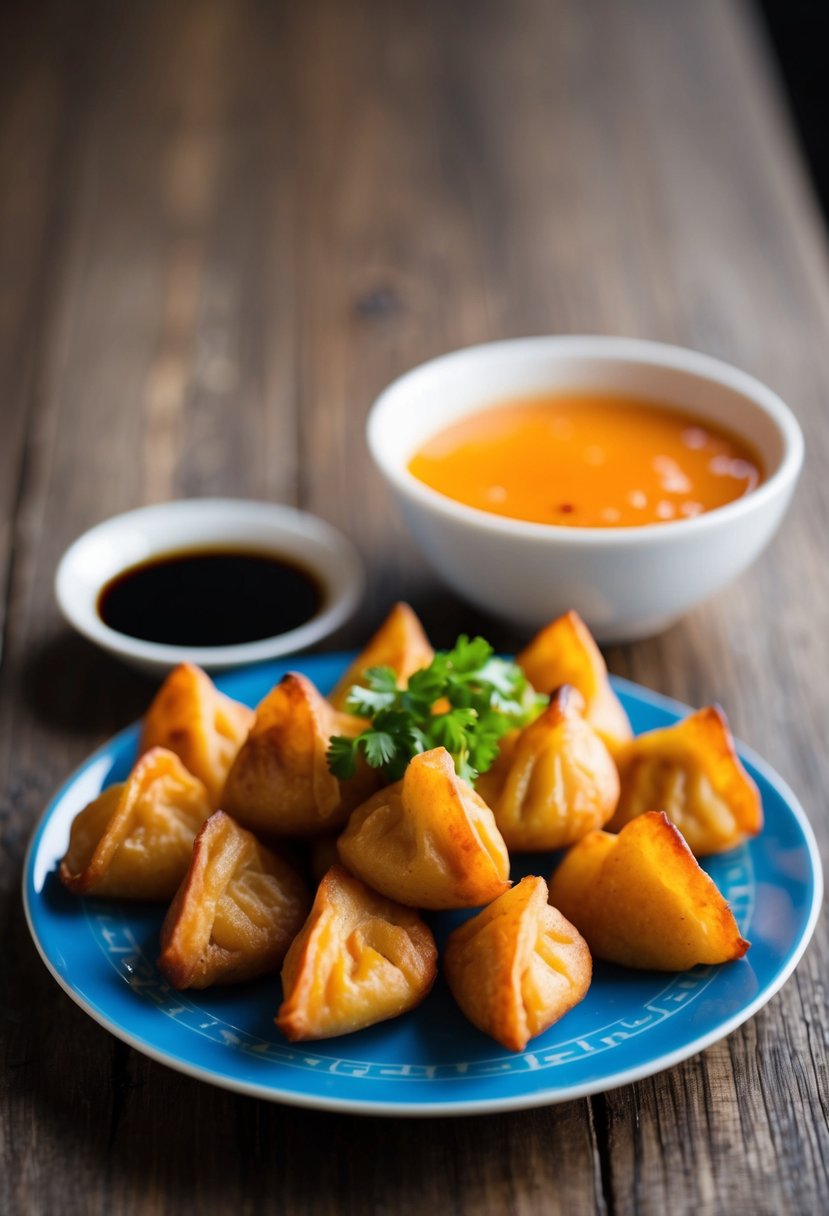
327;635;546;784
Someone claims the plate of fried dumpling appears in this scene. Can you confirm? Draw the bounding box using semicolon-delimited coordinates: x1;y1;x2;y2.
24;607;821;1116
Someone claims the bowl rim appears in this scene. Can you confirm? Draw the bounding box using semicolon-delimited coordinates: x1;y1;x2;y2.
367;335;805;546
54;498;364;670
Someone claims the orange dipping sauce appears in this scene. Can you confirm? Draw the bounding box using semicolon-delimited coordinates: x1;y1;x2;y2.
408;395;763;528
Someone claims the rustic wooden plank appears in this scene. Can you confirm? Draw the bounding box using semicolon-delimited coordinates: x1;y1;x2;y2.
0;3;78;655
1;0;828;1213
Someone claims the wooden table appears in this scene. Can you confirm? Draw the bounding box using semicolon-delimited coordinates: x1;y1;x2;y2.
2;0;827;1211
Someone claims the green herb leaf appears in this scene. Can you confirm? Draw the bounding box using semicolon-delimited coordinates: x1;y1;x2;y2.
362;730;398;769
327;632;547;785
326;734;360;781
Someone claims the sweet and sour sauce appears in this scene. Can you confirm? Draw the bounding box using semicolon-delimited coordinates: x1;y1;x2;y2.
408;394;762;528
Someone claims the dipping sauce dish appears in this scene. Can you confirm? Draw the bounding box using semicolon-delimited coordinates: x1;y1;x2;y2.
97;548;324;648
368;336;803;641
55;499;364;675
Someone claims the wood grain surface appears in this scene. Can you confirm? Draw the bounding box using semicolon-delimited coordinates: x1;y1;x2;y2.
2;0;827;1213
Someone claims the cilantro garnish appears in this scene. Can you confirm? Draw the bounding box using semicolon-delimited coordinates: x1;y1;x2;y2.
327;635;547;784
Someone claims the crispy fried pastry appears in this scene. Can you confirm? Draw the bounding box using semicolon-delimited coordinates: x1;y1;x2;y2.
476;686;620;851
517;611;632;755
328;602;434;710
158;811;309;989
337;747;510;909
444;875;592;1051
221;673;380;837
548;811;749;970
59;747;211;899
276;865;437;1041
608;706;762;855
139;663;254;807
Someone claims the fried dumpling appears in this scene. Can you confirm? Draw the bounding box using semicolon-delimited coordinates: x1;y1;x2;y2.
608;706;762;856
444;876;592;1051
338;747;510;910
139;663;254;807
517;611;632;756
221;673;380;837
276;865;437;1041
158;811;310;989
328;602;434;710
548;811;749;970
476;686;620;851
59;748;211;899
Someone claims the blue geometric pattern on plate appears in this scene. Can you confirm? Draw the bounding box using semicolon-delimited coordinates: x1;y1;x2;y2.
24;655;822;1115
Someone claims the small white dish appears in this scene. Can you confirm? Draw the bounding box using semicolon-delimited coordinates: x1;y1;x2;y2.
55;499;364;675
367;336;804;641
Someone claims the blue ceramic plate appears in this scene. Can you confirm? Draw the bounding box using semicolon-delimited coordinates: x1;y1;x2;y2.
24;655;822;1116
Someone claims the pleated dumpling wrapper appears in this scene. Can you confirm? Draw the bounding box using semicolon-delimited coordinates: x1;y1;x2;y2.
140;663;254;807
476;686;620;851
221;673;380;837
276;865;437;1041
338;746;510;910
328;601;434;711
59;747;211;899
548;811;749;970
158;811;310;989
516;611;632;756
444;876;592;1052
608;706;762;856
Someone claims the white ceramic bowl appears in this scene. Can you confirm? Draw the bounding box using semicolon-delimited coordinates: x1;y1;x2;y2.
55;499;364;675
367;336;804;641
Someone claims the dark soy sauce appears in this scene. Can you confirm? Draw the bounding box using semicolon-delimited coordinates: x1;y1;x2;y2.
98;548;324;646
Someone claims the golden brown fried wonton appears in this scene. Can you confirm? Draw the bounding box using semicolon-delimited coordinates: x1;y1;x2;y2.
328;602;434;710
475;686;620;851
444;876;592;1051
337;747;510;910
608;706;762;856
59;747;211;900
221;673;380;838
548;811;749;970
139;663;254;807
158;811;310;989
517;611;632;756
276;865;437;1041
